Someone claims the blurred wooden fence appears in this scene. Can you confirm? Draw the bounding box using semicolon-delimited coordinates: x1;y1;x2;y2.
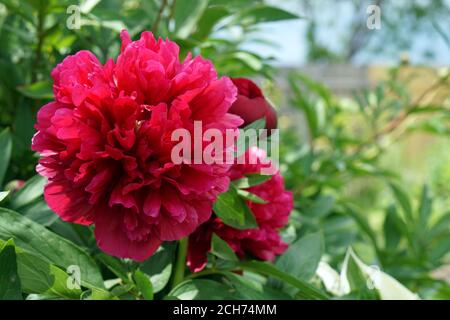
278;64;449;104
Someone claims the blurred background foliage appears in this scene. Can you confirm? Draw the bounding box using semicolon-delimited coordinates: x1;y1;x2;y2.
0;0;449;300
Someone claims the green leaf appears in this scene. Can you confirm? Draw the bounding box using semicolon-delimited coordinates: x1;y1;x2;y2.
16;80;53;99
389;183;414;222
109;283;135;299
236;189;267;204
230;51;263;71
339;248;419;300
345;205;379;251
13;104;35;152
10;175;46;210
235;118;266;157
242;118;266;131
169;279;236;300
84;287;117;300
276;232;324;282
430;236;450;262
305;195;335;217
0;128;12;187
26;294;64;300
239;261;328;300
79;0;101;13
213;186;258;229
345;253;379;299
0;239;81;299
235;5;300;24
223;271;292;300
174;0;209;39
96;253;129;282
192;6;229;40
211;233;238;262
417;185;432;232
383;205;403;250
20;200;58;227
0;208;103;289
0;190;10;203
345;253;368;291
140;243;176;293
429;212;450;238
133;270;154;300
233;173;272;189
0;239;22;300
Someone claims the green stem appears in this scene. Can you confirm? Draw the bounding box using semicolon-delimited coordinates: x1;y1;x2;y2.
171;237;188;289
152;0;168;34
32;6;45;82
184;268;221;280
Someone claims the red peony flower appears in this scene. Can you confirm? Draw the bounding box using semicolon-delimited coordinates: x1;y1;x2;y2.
187;148;293;272
228;78;277;130
32;30;243;261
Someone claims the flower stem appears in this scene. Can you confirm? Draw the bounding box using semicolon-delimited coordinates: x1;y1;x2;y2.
171;237;188;289
152;0;168;34
184;268;220;280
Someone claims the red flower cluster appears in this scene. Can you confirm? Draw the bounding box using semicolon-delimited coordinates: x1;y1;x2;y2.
187;148;293;272
32;30;292;263
32;31;242;261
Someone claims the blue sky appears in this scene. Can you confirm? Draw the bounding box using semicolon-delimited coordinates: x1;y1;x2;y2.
242;0;450;67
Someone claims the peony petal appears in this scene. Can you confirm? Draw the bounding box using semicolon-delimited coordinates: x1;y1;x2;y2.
94;205;161;262
143;190;161;217
44;180;93;225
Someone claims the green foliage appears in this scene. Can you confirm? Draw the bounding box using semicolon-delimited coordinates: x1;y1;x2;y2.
0;208;104;289
0;239;22;300
0;0;286;180
282;66;450;299
133;270;154;300
0;128;12;187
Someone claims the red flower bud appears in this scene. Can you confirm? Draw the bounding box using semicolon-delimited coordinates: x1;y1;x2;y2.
229;78;277;131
